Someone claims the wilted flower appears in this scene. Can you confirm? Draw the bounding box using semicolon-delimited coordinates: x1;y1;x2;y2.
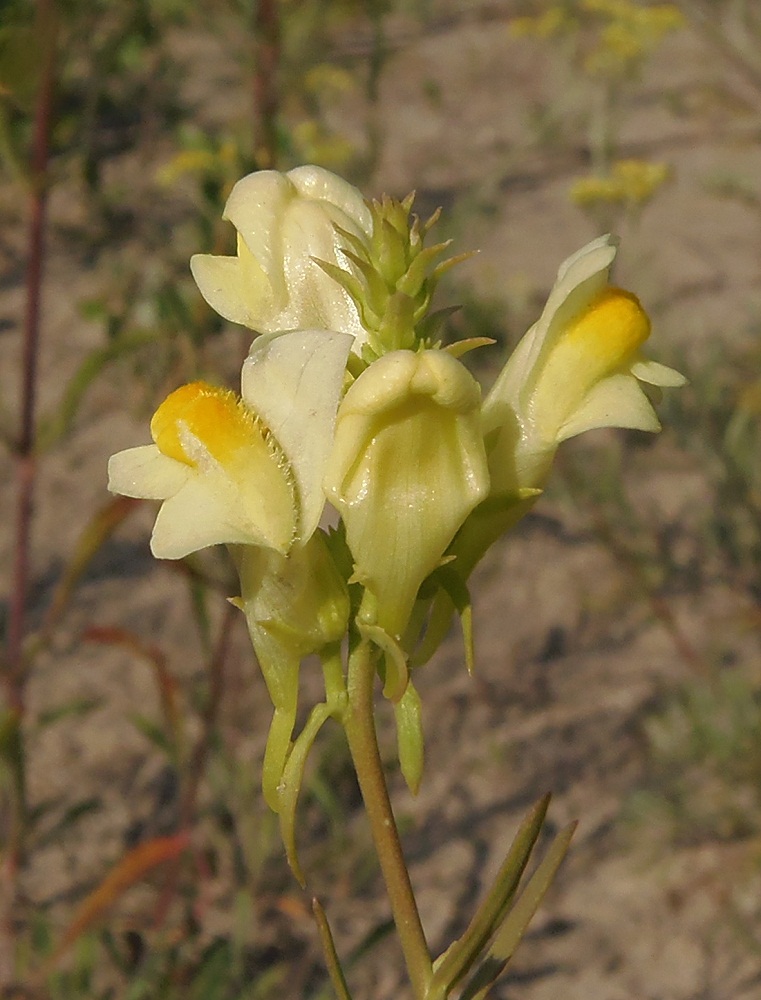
325;348;489;638
108;329;352;559
191;165;372;344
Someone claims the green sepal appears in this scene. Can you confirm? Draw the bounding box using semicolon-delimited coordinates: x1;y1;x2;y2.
443;336;496;359
416;305;461;344
459;820;577;1000
396;240;452;298
262;696;298;813
448;487;543;583
393;680;424;795
428;794;555;997
357;620;409;703
410;565;472;671
277;702;333;887
313;258;370;319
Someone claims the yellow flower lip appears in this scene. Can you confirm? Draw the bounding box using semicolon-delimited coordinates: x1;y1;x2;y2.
564;285;651;369
151;381;268;468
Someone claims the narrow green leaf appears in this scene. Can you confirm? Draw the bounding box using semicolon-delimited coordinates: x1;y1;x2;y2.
33;798;100;850
460;821;577;1000
262;702;298;813
440;566;475;674
429;795;551;996
414;566;473;672
312;898;353;1000
36;496;142;647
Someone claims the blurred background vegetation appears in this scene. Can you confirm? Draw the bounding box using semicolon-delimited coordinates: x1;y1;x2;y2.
2;0;761;997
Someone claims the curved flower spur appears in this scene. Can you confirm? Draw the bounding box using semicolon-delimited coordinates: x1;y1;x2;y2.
108;165;685;1000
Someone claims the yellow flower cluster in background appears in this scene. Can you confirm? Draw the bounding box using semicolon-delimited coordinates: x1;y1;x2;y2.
570;159;671;210
510;0;684;79
156;138;240;188
583;0;684;77
510;5;573;39
291;119;356;172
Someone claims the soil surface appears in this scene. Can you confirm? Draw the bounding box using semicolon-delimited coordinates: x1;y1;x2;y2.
3;2;761;997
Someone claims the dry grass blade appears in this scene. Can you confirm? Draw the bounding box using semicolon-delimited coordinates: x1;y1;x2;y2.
45;832;190;970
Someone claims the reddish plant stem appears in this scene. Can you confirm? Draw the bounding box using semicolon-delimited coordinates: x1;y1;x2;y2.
5;0;58;708
253;0;280;169
1;3;57;986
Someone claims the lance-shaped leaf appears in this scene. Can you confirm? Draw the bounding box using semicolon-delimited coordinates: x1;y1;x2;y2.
312;897;354;1000
429;795;552;996
411;564;474;672
459;820;577;1000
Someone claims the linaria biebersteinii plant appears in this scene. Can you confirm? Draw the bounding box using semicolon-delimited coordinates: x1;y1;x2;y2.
108;165;684;999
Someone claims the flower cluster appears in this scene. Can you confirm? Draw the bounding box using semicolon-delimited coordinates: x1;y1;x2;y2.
109;164;684;809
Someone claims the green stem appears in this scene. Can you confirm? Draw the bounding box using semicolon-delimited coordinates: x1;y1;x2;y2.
343;638;431;999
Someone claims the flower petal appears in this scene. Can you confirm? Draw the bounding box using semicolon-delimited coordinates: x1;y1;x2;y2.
150;477;255;558
108;445;190;499
189;253;261;327
631;357;687;387
287;165;373;234
525;234;619;381
241;329;353;541
557;372;660;442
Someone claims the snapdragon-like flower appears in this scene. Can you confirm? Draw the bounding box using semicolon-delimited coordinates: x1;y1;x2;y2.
325;348;489;638
191;165;373;344
108;329;352;559
428;234;686;652
483;233;685;496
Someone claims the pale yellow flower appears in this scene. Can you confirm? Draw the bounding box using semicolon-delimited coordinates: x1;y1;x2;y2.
483;234;685;495
324;349;489;637
191;165;373;344
108;329;352;559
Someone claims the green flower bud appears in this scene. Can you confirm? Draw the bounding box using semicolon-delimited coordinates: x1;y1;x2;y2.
316;194;469;363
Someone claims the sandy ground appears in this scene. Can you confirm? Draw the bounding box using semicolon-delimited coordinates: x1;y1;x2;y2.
3;2;761;997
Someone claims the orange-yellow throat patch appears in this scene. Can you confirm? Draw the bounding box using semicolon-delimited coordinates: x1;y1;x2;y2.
563;286;650;377
151;382;271;468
